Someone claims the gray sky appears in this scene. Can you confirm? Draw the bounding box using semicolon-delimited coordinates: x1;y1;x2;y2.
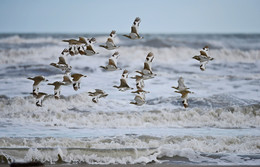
0;0;259;34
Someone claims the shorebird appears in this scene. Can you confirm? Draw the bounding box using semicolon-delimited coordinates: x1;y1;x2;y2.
123;17;143;39
100;51;121;71
50;56;72;72
100;30;119;50
71;73;87;91
113;70;133;91
62;72;73;86
84;38;99;56
131;75;145;90
175;89;193;108
62;38;83;56
62;39;82;45
136;52;156;79
27;76;48;95
130;91;146;106
193;46;214;71
35;92;48;107
171;77;189;91
130;75;150;94
88;89;108;103
48;81;65;99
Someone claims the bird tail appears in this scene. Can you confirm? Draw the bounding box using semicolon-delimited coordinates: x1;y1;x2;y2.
100;66;106;69
99;45;106;48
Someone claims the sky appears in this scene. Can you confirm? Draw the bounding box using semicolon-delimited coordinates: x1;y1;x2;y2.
0;0;260;34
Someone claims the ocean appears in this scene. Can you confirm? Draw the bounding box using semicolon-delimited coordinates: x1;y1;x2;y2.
0;33;259;165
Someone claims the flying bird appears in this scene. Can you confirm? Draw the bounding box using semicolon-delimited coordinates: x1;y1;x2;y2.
88;89;108;103
171;77;189;91
71;73;87;91
193;46;214;71
50;56;72;72
130;91;146;106
100;30;119;50
100;51;121;71
136;52;156;79
35;92;48;107
113;70;133;91
27;76;48;95
123;17;143;39
175;89;193;108
48;81;65;99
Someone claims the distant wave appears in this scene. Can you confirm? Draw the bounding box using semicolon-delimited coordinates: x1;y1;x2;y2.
1;45;259;65
0;93;259;129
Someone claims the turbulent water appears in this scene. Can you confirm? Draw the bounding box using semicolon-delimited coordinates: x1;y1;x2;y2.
0;33;260;165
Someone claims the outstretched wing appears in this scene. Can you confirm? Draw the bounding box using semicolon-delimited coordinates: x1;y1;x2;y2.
108;58;117;67
119;79;130;88
58;56;67;65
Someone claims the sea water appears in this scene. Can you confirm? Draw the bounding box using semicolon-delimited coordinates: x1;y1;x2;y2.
0;33;260;165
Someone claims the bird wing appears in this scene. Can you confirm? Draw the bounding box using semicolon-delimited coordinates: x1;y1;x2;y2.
200;50;209;57
58;56;67;65
86;45;95;52
71;74;81;81
108;58;117;67
119;79;130;88
144;62;151;71
131;26;138;34
178;78;186;90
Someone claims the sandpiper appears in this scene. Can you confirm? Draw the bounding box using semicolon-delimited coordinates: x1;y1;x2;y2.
88;89;108;103
123;17;143;39
35;92;48;107
27;76;48;95
100;30;119;50
136;52;156;79
171;77;189;91
113;70;133;91
50;56;72;72
71;73;87;91
193;46;214;71
100;51;121;71
48;81;65;99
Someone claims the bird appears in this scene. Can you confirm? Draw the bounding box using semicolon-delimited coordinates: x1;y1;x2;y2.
50;56;72;72
130;75;150;94
62;39;82;45
193;46;214;71
71;73;87;91
35;92;48;107
130;91;146;106
174;89;193;108
100;51;121;71
62;38;84;56
99;30;119;50
88;89;108;103
27;76;48;95
83;38;99;56
62;72;73;86
136;52;156;79
47;81;65;99
123;17;143;39
113;70;133;91
171;77;189;91
131;75;145;90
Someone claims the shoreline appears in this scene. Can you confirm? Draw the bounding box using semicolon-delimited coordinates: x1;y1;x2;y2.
2;162;260;167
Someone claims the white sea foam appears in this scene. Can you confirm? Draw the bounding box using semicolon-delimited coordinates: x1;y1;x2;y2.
0;93;259;129
0;135;259;164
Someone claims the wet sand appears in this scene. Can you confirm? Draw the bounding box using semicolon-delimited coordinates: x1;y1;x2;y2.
3;163;259;167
